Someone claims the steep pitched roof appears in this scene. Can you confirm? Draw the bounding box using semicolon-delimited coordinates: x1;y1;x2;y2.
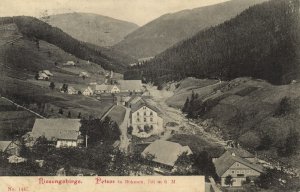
32;119;81;141
214;151;264;177
227;148;255;158
142;140;192;167
0;141;11;152
131;99;162;115
117;80;142;91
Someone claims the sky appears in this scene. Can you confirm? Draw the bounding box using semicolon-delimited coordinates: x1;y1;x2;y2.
0;0;230;25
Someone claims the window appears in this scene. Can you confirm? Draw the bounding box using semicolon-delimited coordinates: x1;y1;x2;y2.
144;112;146;116
150;112;153;116
237;174;244;177
236;163;240;167
241;170;244;174
137;112;139;116
137;118;140;122
237;170;240;174
150;118;153;122
232;170;235;174
144;118;146;122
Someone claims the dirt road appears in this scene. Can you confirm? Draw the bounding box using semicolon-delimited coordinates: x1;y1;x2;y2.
146;85;225;144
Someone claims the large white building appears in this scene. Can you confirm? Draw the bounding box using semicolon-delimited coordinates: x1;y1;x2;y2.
130;98;163;138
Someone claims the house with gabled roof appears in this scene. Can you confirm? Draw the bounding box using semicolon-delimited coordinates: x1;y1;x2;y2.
0;141;20;156
31;119;83;148
213;150;264;187
142;140;192;170
130;98;163;137
117;80;143;93
94;84;120;94
67;86;78;95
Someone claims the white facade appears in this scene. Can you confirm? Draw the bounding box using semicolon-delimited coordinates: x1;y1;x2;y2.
110;85;120;93
82;87;93;96
221;162;261;187
131;106;163;137
56;140;78;148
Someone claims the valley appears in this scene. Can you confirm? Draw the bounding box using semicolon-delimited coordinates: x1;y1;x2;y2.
0;0;299;191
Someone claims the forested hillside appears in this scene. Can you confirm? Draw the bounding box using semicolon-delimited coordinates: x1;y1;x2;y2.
114;0;268;59
46;12;139;47
0;16;127;72
133;0;300;85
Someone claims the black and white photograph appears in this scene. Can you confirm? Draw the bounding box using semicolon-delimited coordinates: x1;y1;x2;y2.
0;0;299;191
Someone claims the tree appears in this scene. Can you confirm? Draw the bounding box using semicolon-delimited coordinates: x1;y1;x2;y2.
80;117;121;146
274;97;292;117
278;129;299;156
173;152;194;175
225;175;233;186
77;112;82;119
257;135;272;150
255;169;289;190
193;151;218;180
127;126;133;135
49;82;55;90
67;111;71;118
35;73;39;80
61;84;68;93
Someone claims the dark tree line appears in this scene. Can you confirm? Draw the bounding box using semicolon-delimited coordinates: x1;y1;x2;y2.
80;116;121;146
124;0;300;86
0;16;127;73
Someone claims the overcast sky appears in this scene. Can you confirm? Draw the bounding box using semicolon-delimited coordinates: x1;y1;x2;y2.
0;0;230;25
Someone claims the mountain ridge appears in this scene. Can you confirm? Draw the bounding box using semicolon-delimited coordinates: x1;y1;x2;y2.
45;12;139;47
113;0;269;59
134;0;300;85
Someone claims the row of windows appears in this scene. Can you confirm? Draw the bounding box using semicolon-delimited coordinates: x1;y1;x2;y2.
137;111;153;116
231;170;253;174
137;118;153;122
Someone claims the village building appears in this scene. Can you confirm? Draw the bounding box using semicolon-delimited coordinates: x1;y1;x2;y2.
117;80;143;93
0;141;20;156
37;72;49;80
130;98;164;137
67;86;78;95
94;84;120;94
142;140;192;172
79;72;90;78
63;61;76;66
213;150;264;187
31;119;83;148
42;70;53;76
77;86;93;96
7;155;27;164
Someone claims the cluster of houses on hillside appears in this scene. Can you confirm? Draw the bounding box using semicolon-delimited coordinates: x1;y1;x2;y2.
61;80;144;97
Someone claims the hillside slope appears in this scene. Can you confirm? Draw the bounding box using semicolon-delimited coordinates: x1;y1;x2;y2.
114;0;268;59
46;12;139;47
138;0;300;85
166;77;300;173
0;16;127;72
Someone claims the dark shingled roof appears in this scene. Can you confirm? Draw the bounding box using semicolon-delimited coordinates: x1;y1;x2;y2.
131;98;162;115
214;151;264;177
227;148;255;158
32;119;81;141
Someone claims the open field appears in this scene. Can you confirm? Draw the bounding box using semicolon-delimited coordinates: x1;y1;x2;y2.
0;98;36;140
